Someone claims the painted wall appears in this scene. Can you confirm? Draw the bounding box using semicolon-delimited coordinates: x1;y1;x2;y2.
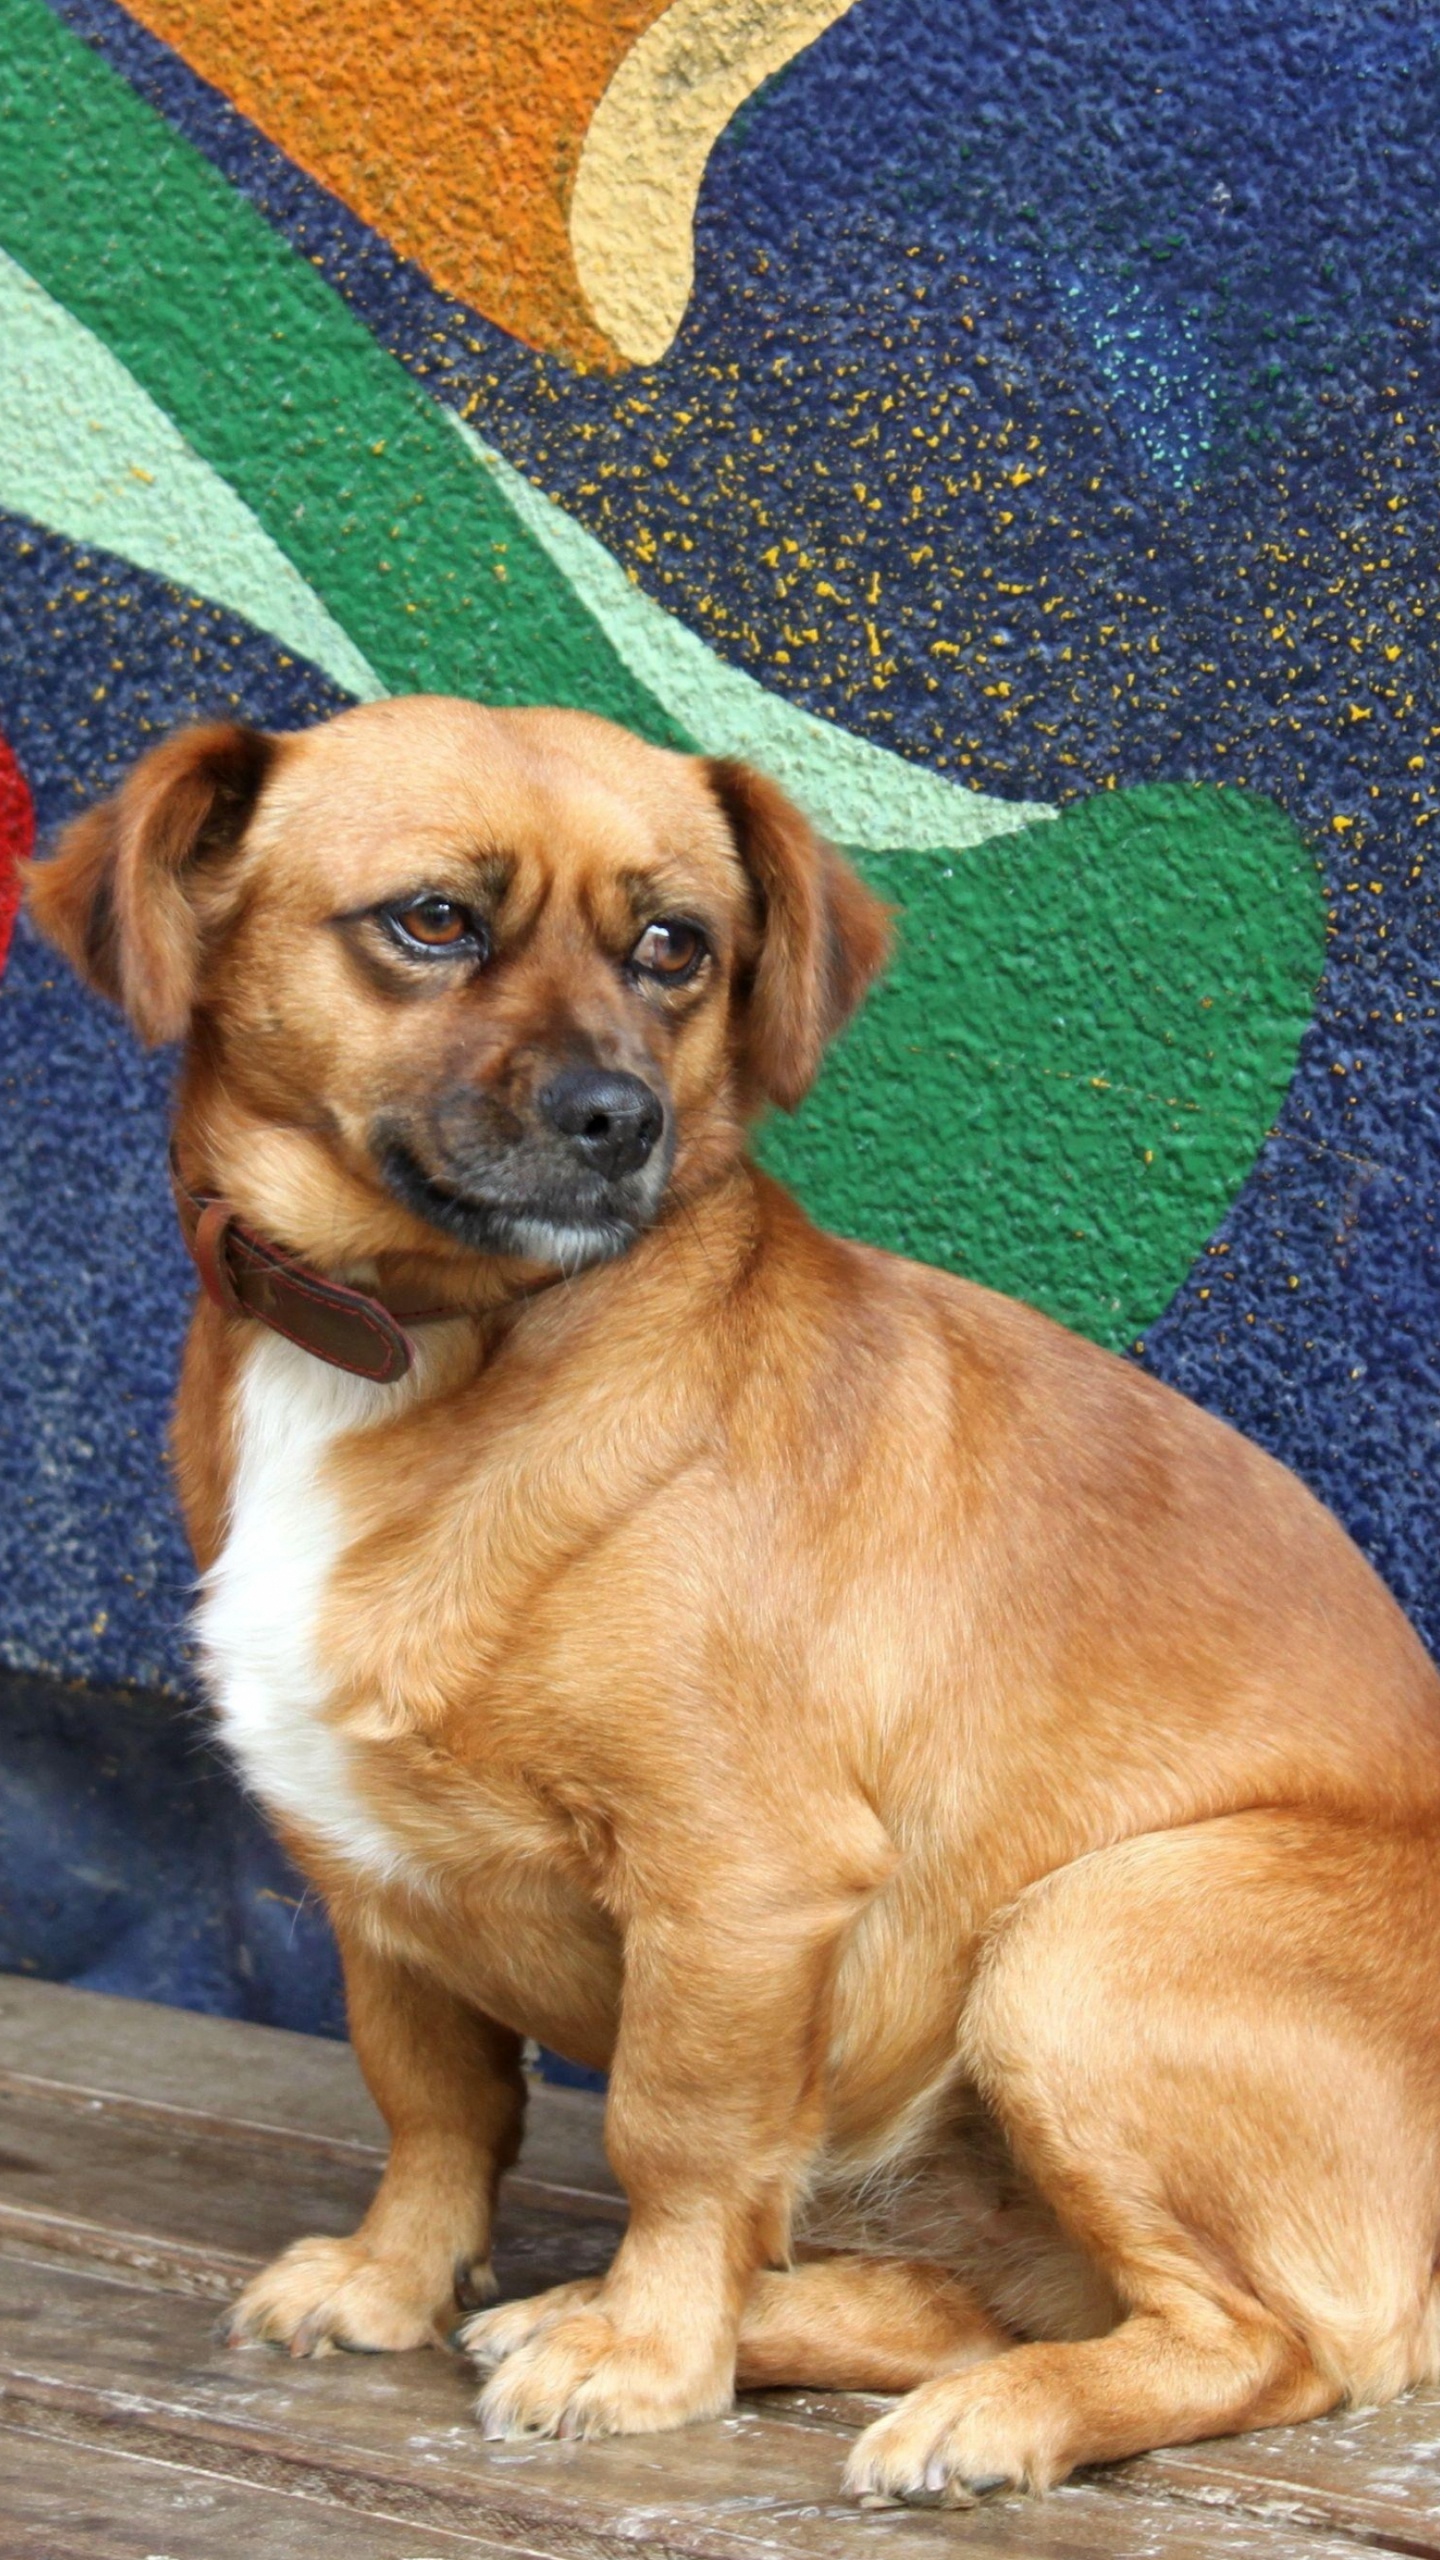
1;0;1436;2033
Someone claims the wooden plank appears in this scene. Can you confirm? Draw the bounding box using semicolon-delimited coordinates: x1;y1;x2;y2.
1116;2394;1440;2552
0;1977;619;2211
743;2356;1440;2550
0;2256;1376;2560
5;1982;1440;2556
0;2077;382;2272
757;2373;1440;2554
0;2422;543;2559
0;1978;392;2147
0;2079;620;2309
0;2198;262;2303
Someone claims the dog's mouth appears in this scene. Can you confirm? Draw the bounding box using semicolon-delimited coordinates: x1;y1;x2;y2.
377;1137;647;1272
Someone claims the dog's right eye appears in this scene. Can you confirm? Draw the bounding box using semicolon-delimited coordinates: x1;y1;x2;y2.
382;897;488;958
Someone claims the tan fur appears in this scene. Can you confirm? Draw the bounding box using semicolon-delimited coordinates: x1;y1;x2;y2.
26;697;1440;2504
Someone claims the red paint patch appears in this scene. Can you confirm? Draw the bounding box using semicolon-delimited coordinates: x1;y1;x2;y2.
0;731;35;982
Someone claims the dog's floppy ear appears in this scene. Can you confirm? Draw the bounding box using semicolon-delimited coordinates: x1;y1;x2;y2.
23;722;274;1045
707;758;891;1110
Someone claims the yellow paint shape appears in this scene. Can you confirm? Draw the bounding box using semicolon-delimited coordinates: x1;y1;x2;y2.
570;0;860;365
124;0;670;369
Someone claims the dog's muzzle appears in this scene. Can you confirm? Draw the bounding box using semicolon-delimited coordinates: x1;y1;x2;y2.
374;1073;673;1270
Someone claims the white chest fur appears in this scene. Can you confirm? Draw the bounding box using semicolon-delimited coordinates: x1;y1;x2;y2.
196;1331;428;1887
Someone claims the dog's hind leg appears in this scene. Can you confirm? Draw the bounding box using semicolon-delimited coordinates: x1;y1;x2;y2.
847;1809;1440;2505
736;2255;1011;2391
465;2252;1007;2396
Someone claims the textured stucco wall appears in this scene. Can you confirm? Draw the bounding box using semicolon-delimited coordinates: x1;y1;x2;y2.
1;0;1436;2035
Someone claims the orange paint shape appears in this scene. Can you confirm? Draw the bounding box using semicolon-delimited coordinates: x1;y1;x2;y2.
125;0;672;369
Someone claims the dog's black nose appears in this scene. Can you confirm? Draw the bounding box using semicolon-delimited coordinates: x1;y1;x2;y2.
538;1069;663;1179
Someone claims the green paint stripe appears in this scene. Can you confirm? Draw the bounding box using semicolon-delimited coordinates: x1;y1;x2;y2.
456;419;1054;851
0;246;383;699
0;0;688;738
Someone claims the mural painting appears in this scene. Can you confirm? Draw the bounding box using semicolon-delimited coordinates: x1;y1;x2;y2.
0;0;1436;2033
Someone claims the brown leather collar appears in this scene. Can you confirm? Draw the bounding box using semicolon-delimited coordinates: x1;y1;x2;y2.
170;1152;457;1385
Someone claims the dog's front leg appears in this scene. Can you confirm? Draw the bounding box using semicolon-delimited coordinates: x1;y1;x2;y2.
230;1929;525;2355
464;1814;893;2442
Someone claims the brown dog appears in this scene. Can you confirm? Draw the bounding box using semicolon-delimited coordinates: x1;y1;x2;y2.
25;696;1440;2506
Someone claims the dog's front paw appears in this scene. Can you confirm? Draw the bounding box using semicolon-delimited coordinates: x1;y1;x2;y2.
457;2278;604;2372
229;2234;486;2357
471;2301;732;2442
844;2358;1061;2507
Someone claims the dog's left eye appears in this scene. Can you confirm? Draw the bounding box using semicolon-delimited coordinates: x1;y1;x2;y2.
384;897;486;956
629;919;708;984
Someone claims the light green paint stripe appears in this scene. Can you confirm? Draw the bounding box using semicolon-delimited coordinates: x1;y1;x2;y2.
0;250;383;702
453;416;1054;852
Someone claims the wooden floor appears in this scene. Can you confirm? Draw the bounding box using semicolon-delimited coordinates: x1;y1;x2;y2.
1;1980;1437;2559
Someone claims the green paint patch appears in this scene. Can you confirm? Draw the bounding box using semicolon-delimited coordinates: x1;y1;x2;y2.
760;785;1326;1347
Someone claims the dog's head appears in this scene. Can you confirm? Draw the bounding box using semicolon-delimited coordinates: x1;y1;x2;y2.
25;700;890;1275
